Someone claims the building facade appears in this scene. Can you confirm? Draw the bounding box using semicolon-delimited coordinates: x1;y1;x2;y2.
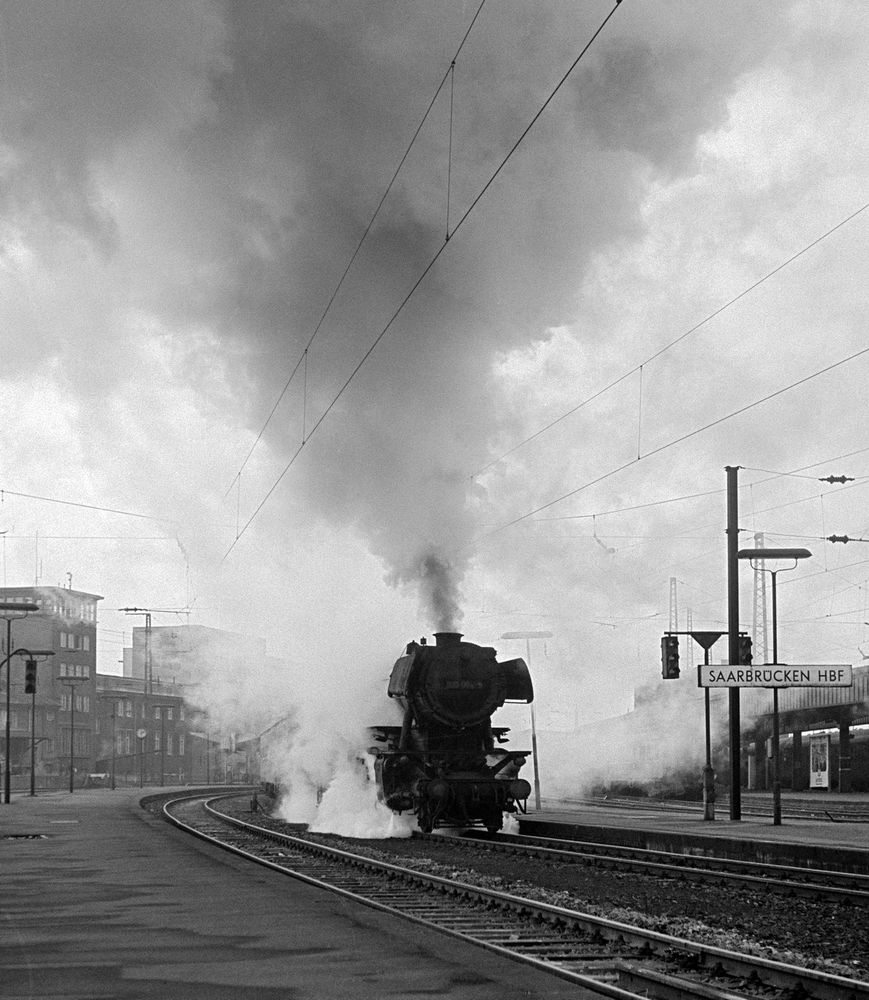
0;586;101;790
0;586;250;791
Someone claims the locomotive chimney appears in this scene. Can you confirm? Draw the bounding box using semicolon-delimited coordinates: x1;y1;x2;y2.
433;631;463;647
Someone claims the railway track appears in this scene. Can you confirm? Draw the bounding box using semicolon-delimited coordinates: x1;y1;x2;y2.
561;794;869;823
163;792;868;1000
450;828;869;907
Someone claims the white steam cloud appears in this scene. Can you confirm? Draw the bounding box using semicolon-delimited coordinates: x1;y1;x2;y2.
1;3;866;819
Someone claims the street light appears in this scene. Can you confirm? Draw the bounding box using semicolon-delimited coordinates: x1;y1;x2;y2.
501;630;552;810
98;696;119;790
0;645;53;800
58;675;88;794
25;651;55;796
1;601;39;803
737;547;812;825
110;701;117;790
153;704;172;786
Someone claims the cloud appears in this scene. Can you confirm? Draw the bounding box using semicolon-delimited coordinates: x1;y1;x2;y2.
1;2;867;796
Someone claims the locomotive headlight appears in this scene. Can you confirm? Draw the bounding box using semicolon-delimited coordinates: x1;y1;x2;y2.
426;778;452;802
509;778;531;800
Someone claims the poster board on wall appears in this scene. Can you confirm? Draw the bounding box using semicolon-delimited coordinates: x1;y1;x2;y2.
809;734;830;789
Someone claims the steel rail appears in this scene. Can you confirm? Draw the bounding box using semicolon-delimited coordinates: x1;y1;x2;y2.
162;793;869;1000
450;829;869;905
558;795;869;822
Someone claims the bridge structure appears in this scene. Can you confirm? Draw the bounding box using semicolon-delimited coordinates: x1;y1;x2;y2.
742;664;868;792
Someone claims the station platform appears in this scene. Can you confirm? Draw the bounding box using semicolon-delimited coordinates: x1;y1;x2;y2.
521;791;869;871
0;786;583;1000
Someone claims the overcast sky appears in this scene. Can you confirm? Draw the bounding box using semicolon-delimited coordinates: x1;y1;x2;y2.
1;1;867;741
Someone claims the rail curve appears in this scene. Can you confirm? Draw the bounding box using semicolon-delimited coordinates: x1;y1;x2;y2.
161;792;869;1000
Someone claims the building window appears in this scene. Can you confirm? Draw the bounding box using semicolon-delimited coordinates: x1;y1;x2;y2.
61;729;90;755
83;635;90;651
178;734;185;755
10;710;30;731
125;699;132;717
61;691;71;711
167;707;174;721
166;736;173;756
154;732;160;751
60;633;68;649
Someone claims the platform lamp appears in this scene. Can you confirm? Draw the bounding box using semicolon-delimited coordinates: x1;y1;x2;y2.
500;631;552;811
1;601;40;804
153;703;172;787
58;673;89;794
737;547;812;826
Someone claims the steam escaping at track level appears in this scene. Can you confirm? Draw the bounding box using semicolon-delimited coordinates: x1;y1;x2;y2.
369;631;534;834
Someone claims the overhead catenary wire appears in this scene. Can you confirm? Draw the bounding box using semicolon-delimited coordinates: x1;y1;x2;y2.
473;344;869;544
0;489;171;523
470;201;869;480
224;0;488;500
522;447;869;528
222;1;625;561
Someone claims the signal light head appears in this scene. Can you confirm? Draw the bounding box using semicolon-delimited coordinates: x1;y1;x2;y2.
24;659;37;694
661;635;680;679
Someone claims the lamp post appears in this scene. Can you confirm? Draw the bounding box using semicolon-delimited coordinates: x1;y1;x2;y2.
153;704;171;786
98;695;119;790
0;644;53;800
136;730;147;788
111;701;117;790
737;547;812;826
58;675;88;793
1;601;39;803
501;630;552;811
26;651;55;796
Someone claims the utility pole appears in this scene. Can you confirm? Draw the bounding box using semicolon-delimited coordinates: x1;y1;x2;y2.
120;609;151;782
726;466;741;820
120;606;187;785
751;532;769;665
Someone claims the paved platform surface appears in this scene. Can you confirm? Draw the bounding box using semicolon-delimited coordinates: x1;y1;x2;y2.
0;787;586;1000
521;791;869;869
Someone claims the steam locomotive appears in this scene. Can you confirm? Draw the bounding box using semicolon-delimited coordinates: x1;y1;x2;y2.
369;631;534;833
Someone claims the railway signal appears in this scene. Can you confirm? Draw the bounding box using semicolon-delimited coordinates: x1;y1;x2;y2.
660;635;680;679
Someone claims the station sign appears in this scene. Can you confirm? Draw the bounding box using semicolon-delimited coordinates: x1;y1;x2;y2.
697;664;852;688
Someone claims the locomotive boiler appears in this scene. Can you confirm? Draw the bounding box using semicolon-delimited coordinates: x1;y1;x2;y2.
369;631;534;833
